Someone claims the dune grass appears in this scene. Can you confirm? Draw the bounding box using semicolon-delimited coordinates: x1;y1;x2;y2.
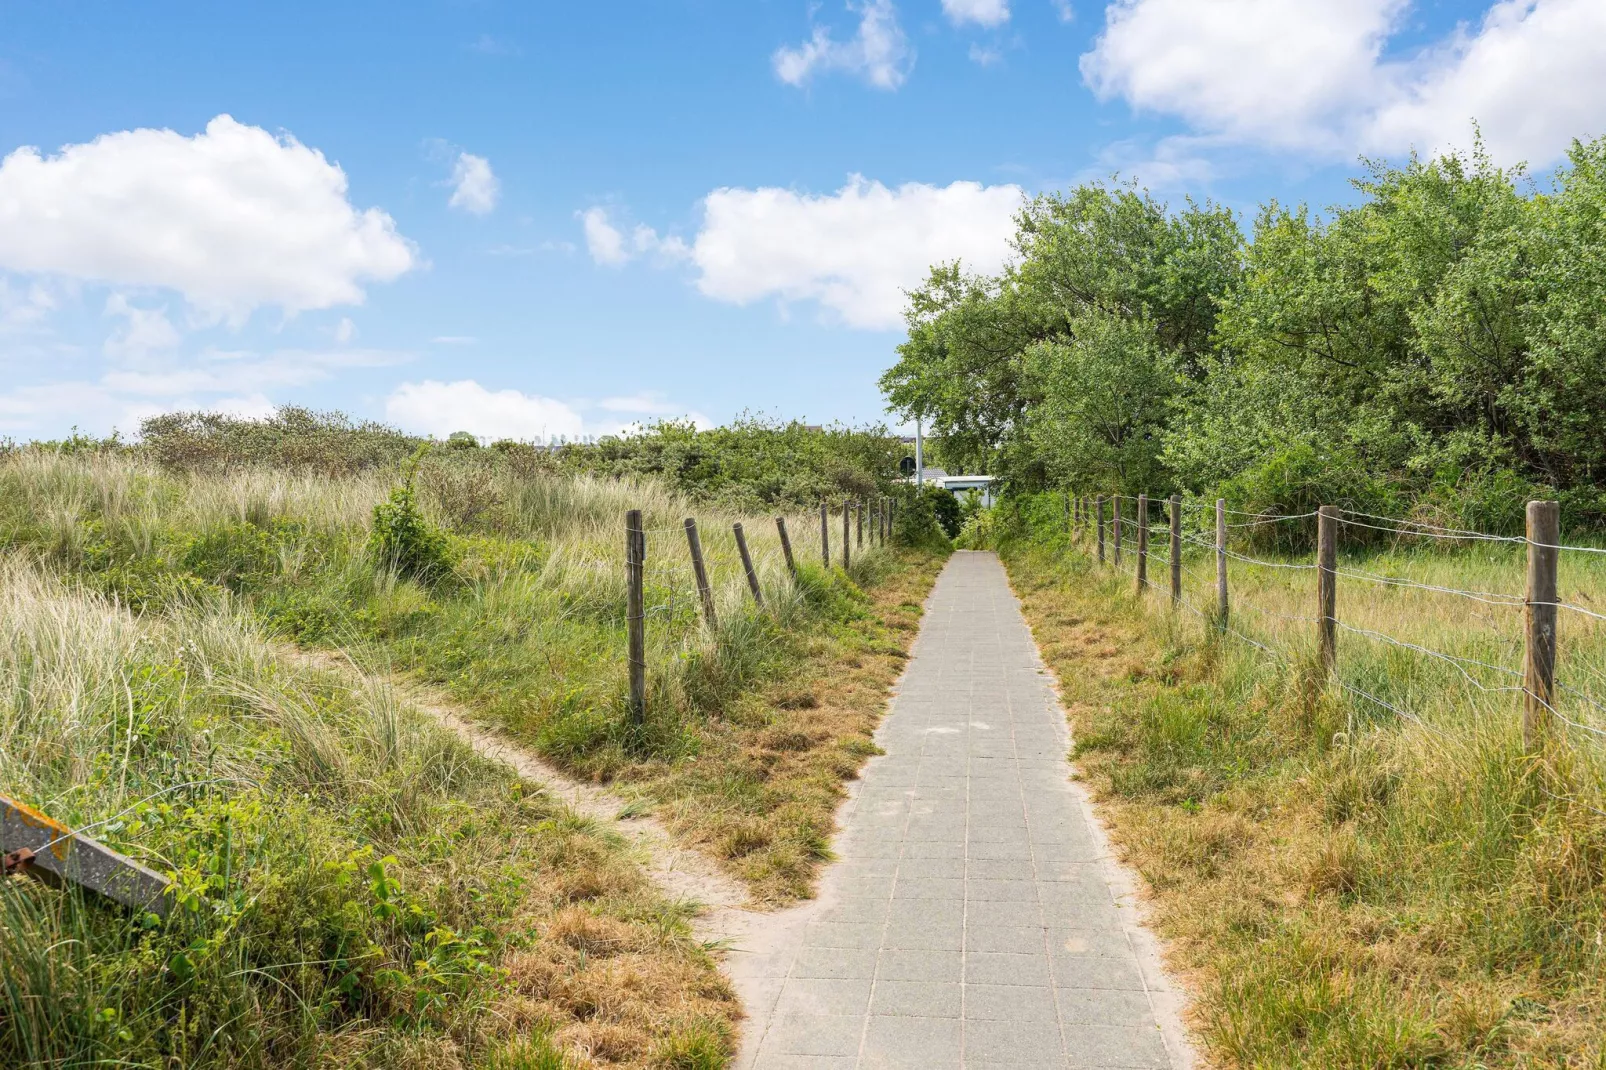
0;447;941;1064
0;560;735;1069
995;503;1606;1068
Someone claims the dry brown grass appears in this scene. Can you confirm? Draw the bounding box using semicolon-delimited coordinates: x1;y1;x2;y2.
618;550;946;902
1004;545;1606;1069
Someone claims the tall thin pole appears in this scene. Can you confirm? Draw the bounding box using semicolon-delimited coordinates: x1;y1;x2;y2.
1096;496;1106;565
1113;497;1124;568
820;501;830;568
626;509;646;724
1317;506;1337;673
1215;499;1228;631
1525;500;1560;750
1136;494;1148;594
856;501;864;549
684;517;717;628
1169;494;1182;606
734;522;764;607
776;517;797;578
842;500;851;571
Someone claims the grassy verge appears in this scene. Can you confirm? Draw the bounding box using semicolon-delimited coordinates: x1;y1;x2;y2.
1000;534;1606;1069
0;561;735;1069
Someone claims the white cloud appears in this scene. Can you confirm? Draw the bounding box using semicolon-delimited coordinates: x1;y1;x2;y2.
1080;0;1606;167
334;317;356;343
773;0;914;91
103;294;181;359
1053;0;1075;22
687;176;1022;329
1081;0;1403;151
1363;0;1606;165
0;278;57;330
581;208;691;267
448;152;499;215
385;379;585;442
0;115;416;321
944;0;1010;27
969;43;1003;67
581;207;629;266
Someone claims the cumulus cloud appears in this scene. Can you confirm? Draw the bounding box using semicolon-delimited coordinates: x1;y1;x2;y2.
687;176;1022;329
581;208;690;267
1362;0;1606;165
773;0;914;91
1080;0;1606;167
386;379;586;442
0;115;417;320
448;152;499;214
103;294;181;359
943;0;1010;27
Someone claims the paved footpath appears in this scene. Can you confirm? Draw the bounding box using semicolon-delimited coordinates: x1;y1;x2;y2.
729;551;1191;1070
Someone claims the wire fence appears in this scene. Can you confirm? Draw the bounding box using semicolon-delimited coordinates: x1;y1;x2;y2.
1063;491;1606;756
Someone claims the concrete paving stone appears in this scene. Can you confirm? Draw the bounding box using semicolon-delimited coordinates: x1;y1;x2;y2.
968;840;1035;861
968;826;1032;846
870;979;963;1018
791;947;881;980
774;977;874;1017
875;949;963;982
1061;1024;1171;1068
891;877;965;900
1050;929;1136;959
750;1056;857;1070
964;983;1060;1022
887;896;965;928
895;856;966;880
833;873;898;898
903;839;966;859
814;898;892;927
966;923;1049;955
963;1019;1065;1065
1056;988;1157;1028
967;899;1045;928
1035;862;1108;883
975;858;1037;880
802;922;885;950
968;879;1040;902
1051;952;1148;992
760;1014;865;1057
883;917;964;951
860;1016;963;1069
965;952;1053;987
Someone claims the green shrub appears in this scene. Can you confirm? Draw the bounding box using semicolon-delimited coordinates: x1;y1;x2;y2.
370;450;454;580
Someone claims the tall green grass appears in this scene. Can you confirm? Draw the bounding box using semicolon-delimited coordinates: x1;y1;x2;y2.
993;493;1606;1066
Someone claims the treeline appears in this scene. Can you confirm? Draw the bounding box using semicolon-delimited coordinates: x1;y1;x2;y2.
882;137;1606;534
30;408;903;511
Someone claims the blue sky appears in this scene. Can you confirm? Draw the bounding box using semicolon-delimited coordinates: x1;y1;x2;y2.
2;0;1603;441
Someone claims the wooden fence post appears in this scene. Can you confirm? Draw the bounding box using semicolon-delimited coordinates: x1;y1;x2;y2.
1215;499;1228;631
1097;496;1106;564
733;522;764;607
856;501;864;549
626;509;646;724
776;517;797;578
842;500;851;571
1136;494;1148;594
684;518;717;628
1169;494;1182;606
1317;506;1337;673
1524;500;1560;750
820;501;830;568
1113;496;1124;567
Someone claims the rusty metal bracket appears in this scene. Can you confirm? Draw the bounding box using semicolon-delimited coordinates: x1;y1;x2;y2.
1;795;170;916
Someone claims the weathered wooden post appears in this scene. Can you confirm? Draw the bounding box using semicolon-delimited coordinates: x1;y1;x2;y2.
1097;496;1107;564
776;517;797;578
684;518;717;628
1113;496;1124;567
733;522;764;607
820;501;830;568
1317;505;1338;673
856;500;864;549
1136;493;1149;594
1169;494;1182;606
842;500;851;570
1524;500;1560;750
1215;499;1228;631
626;509;646;724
